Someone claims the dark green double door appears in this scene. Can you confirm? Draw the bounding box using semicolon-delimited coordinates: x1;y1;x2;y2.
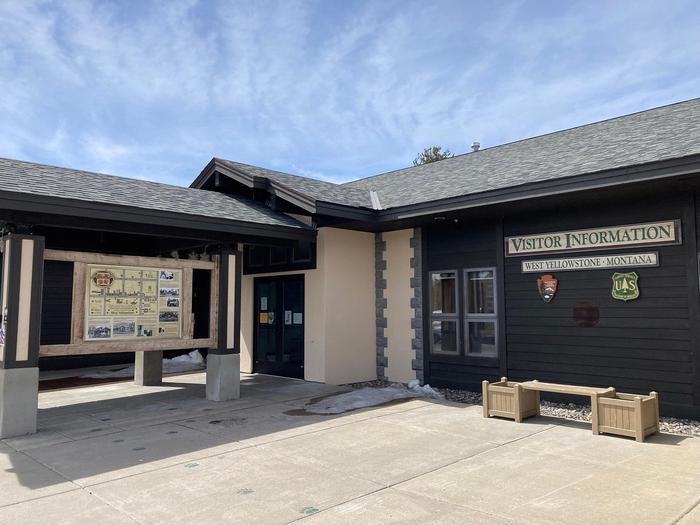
253;275;304;378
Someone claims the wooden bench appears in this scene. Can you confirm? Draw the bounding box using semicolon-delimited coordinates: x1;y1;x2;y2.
482;377;659;442
518;380;615;398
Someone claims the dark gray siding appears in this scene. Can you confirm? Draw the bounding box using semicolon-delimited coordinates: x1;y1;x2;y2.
40;260;73;345
423;185;700;418
424;219;503;388
503;191;695;415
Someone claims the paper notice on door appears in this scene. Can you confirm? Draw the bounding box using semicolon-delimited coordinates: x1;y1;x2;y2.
293;313;303;324
260;297;268;311
268;312;275;324
259;312;269;324
284;310;292;325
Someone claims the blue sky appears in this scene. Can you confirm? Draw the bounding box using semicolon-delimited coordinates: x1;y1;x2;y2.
1;0;700;187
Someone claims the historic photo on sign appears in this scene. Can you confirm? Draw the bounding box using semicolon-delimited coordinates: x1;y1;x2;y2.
160;270;178;281
159;287;180;297
159;311;179;323
87;317;112;339
113;320;136;337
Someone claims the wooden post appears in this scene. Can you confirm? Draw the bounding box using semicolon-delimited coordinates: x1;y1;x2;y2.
206;250;242;402
651;391;659;433
180;268;193;339
514;384;523;423
634;396;644;442
535;391;541;417
591;392;599;435
209;256;219;344
0;235;45;368
482;380;489;418
70;262;86;344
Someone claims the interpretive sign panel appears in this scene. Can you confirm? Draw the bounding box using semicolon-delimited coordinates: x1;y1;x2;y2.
85;265;182;341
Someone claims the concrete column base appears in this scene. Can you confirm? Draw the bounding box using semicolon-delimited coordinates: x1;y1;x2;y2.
0;367;39;438
206;353;240;401
134;351;163;386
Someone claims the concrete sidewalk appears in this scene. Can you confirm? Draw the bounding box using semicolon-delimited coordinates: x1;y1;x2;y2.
1;372;699;524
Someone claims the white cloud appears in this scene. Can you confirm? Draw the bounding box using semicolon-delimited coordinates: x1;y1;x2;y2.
0;0;699;186
82;134;131;163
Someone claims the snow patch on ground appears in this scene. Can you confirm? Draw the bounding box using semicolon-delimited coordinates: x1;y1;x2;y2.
305;383;443;415
80;350;205;379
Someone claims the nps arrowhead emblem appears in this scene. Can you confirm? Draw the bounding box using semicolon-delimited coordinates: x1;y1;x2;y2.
536;274;558;303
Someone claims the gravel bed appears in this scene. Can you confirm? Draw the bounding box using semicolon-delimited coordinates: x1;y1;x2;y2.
346;381;700;437
347;379;395;389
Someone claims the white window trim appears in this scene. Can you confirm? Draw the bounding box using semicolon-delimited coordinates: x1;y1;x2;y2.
428;270;460;355
463;267;498;357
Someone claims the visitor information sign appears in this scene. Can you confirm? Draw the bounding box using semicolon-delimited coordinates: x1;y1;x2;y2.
506;220;680;257
85;265;182;341
521;252;658;273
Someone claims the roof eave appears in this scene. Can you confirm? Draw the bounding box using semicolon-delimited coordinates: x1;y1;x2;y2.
192;159;320;214
192;153;700;228
0;189;315;242
314;200;377;221
378;153;700;222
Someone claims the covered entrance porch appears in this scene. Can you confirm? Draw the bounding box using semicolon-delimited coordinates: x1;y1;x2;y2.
0;158;314;438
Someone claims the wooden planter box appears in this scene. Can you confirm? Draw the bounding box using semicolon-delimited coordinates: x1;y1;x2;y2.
482;377;539;423
592;391;659;442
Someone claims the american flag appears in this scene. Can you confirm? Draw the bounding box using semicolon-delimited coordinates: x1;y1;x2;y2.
0;329;5;346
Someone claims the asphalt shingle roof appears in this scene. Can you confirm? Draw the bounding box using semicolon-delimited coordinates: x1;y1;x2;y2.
342;98;700;209
5;99;700;226
0;158;309;229
217;98;700;211
215;159;371;208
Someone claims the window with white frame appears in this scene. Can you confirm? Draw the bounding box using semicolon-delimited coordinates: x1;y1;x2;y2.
429;271;459;355
464;269;497;356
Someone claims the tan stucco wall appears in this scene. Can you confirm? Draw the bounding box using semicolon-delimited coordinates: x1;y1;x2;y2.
239;227;375;385
383;229;416;383
320;228;376;385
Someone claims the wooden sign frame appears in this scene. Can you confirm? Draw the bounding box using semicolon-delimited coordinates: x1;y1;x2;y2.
39;250;218;357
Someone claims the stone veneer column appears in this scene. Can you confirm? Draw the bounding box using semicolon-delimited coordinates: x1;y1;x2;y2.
374;233;388;379
410;228;424;383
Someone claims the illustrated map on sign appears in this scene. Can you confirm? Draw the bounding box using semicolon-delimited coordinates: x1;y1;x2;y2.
86;265;182;340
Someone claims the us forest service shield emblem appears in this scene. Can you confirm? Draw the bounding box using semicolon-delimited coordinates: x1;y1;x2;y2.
536;274;558;303
612;272;639;301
